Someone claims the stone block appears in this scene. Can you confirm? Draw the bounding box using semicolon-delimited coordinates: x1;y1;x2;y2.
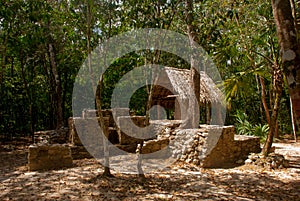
142;138;169;154
28;144;73;171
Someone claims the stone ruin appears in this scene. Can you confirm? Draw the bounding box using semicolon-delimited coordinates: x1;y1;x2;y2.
169;126;261;167
68;108;141;159
28;144;73;171
68;109;261;167
28;128;71;171
28;108;262;171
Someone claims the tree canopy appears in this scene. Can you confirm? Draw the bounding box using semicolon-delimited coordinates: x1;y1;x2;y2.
0;0;298;147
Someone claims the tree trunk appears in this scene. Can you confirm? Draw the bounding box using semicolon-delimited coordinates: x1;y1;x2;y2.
103;118;112;177
260;74;281;139
20;51;34;142
136;142;145;179
96;77;113;177
48;43;64;130
262;84;282;156
42;55;55;129
262;47;284;155
290;96;297;142
259;76;271;125
272;0;300;129
183;0;200;129
1;30;8;95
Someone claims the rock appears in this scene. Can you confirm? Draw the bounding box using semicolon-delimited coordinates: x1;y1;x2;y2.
245;159;252;164
248;153;259;160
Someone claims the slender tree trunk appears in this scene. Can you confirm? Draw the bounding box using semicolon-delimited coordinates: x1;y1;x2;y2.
183;0;200;128
136;142;145;180
48;43;64;130
62;72;68;125
42;55;54;129
260;74;281;138
290;96;297;142
103;117;112;177
290;0;298;31
86;0;96;94
256;75;265;123
1;30;8;91
272;0;300;130
96;77;113;177
96;0;113;178
262;90;282;156
262;62;283;156
20;50;34;141
259;76;271;125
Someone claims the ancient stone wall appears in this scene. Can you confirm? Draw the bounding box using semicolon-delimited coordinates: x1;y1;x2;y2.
66;111;261;168
117;116;147;145
28;144;73;171
169;126;261;168
68;117;112;159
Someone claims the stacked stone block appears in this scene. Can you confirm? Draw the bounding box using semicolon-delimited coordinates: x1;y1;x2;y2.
28;144;73;171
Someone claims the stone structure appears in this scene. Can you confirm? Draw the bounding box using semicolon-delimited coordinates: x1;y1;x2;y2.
169;125;261;167
34;128;69;144
67;109;141;159
68;114;151;158
67;114;261;168
68;109;115;159
31;107;261;169
117;116;149;145
28;144;73;171
141;120;181;155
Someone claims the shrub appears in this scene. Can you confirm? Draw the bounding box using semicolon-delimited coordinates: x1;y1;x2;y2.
234;111;269;142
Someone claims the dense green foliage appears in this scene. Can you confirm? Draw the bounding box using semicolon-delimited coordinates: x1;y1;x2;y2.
0;0;294;140
234;110;269;142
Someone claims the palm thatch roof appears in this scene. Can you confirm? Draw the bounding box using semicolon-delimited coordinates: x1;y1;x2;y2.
152;67;223;108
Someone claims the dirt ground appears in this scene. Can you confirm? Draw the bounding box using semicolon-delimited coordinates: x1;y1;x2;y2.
0;138;300;201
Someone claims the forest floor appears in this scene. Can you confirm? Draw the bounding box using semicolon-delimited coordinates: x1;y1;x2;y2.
0;137;300;201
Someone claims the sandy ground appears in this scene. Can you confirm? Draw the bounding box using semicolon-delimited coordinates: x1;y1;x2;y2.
0;141;299;200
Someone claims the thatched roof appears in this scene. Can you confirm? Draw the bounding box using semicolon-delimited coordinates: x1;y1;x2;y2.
152;67;223;107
